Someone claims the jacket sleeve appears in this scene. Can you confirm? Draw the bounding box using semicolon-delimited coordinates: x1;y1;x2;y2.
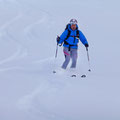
59;30;68;44
79;30;88;45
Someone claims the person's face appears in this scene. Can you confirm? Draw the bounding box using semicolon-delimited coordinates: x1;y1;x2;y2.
71;24;77;30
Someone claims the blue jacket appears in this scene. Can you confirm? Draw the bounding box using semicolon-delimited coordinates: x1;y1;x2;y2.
59;24;88;49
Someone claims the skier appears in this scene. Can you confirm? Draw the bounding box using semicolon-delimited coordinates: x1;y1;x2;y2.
57;19;89;70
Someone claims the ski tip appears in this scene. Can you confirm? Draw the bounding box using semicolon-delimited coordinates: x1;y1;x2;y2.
53;71;56;74
88;69;91;72
71;75;76;77
81;75;86;78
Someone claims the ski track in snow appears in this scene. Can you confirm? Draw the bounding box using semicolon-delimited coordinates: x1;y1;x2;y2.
0;12;28;66
0;1;63;119
17;77;72;120
0;2;27;67
0;0;53;71
24;10;48;34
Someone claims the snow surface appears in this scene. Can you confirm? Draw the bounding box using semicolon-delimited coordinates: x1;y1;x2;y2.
0;0;120;120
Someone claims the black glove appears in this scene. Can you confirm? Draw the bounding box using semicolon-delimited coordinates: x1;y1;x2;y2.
56;36;60;43
56;36;62;46
85;44;89;48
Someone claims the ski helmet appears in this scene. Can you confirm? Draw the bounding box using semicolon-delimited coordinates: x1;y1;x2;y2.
70;19;78;25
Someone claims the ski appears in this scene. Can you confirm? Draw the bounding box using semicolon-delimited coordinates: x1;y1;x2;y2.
81;75;86;78
71;75;76;77
71;74;86;78
53;70;87;78
53;70;56;74
53;71;86;78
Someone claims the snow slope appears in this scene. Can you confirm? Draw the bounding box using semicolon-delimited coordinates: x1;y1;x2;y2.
0;0;120;120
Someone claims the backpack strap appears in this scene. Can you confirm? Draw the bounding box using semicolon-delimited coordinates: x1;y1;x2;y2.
76;30;79;37
65;29;71;40
64;24;71;40
65;24;70;30
72;30;79;43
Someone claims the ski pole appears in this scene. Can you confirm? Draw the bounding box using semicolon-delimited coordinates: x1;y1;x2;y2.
86;47;91;72
55;36;60;58
55;43;58;58
53;37;59;73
